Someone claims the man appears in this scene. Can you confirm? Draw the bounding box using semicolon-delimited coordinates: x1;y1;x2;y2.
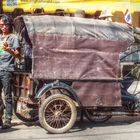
0;14;20;129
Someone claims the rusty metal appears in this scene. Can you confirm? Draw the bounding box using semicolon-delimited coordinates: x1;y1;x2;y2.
15;99;38;121
13;72;39;121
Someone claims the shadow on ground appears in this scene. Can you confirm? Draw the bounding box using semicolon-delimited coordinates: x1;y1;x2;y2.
70;115;140;133
5;115;140;134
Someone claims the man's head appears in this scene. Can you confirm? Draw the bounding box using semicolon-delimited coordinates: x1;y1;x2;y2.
99;10;113;21
0;14;13;34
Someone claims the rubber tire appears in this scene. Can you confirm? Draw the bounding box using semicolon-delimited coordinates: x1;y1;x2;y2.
85;109;112;123
39;94;77;134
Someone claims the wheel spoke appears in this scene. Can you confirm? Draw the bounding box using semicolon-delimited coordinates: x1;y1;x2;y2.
44;99;72;128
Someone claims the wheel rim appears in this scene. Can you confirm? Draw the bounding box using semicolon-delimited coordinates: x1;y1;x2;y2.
44;99;72;129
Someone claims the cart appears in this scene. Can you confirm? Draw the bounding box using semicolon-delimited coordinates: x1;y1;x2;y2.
13;15;140;133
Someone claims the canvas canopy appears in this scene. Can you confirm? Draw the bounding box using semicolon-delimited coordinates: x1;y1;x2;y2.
20;15;134;80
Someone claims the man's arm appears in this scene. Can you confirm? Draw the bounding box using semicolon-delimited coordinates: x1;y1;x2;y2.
3;42;20;59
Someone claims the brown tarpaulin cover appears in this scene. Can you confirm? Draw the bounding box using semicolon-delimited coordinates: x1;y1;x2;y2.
22;15;133;80
20;15;135;106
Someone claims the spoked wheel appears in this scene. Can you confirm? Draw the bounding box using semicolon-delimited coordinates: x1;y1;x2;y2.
85;109;112;123
39;94;77;134
14;100;39;122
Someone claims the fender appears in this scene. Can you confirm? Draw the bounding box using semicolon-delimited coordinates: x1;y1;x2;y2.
35;80;82;106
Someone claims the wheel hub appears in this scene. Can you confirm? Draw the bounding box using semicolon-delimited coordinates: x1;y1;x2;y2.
54;111;61;118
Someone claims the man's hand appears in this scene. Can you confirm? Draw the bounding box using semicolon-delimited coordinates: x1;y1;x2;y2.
2;42;20;59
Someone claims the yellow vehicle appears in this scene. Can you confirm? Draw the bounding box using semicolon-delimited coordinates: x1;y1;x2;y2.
1;0;140;27
1;0;140;14
42;0;140;15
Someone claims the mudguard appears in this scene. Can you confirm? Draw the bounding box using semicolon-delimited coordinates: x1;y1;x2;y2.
35;80;81;106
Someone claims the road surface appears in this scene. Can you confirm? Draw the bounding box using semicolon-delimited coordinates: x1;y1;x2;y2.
1;116;140;140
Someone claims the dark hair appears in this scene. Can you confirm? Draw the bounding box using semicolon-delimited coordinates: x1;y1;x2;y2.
0;14;13;33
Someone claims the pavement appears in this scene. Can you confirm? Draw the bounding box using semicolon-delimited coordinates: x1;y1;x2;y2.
1;115;140;140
